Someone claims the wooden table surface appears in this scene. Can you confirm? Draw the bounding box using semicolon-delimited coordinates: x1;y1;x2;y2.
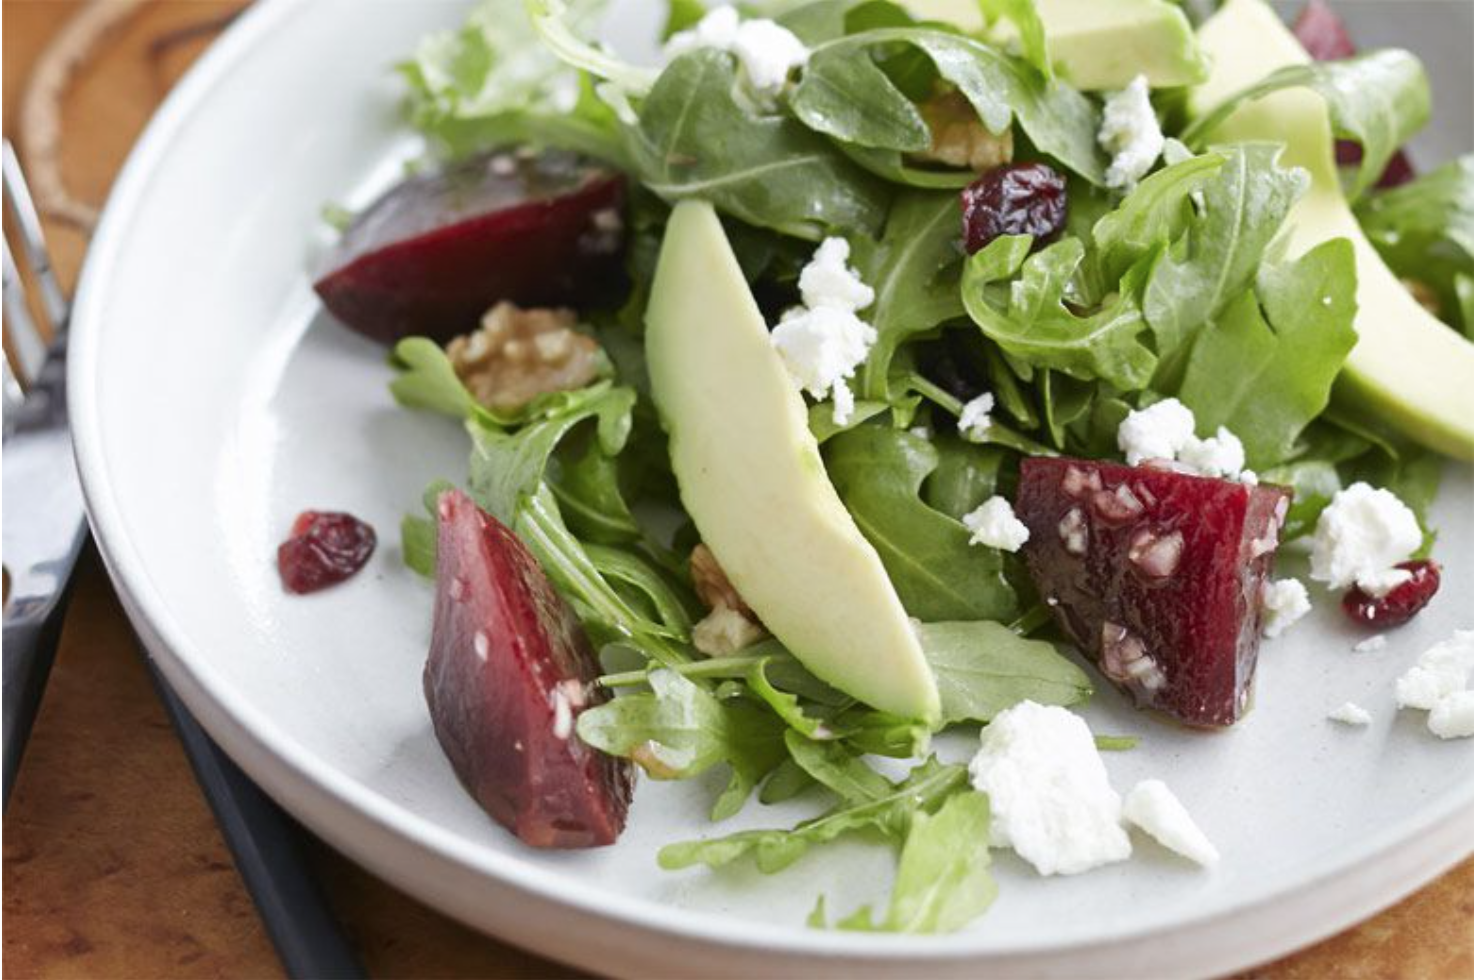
2;3;1471;978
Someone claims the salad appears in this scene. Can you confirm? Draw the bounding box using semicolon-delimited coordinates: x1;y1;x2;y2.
296;0;1474;935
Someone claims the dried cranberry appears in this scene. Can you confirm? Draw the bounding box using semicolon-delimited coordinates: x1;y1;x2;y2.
278;511;377;594
1341;560;1441;629
960;162;1068;255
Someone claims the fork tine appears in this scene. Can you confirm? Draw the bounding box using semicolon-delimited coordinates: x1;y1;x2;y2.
3;238;48;386
3;140;69;332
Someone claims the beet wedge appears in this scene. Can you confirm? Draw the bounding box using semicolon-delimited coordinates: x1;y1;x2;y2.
1015;458;1291;728
315;150;626;345
425;488;633;847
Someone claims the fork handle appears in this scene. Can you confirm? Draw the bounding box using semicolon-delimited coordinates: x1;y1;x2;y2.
2;585;75;808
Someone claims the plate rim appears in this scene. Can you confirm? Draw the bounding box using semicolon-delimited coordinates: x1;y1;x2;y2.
66;0;1474;973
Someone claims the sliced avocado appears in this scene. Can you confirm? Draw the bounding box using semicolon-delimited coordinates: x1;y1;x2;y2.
1189;0;1474;461
904;0;1208;90
645;201;941;723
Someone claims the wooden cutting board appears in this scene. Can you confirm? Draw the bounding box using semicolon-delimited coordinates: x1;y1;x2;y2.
2;3;1470;977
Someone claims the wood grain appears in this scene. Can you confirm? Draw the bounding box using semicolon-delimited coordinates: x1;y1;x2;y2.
2;3;1470;978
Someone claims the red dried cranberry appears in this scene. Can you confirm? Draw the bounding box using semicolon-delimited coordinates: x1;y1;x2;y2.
1341;560;1441;629
961;163;1068;255
278;511;377;594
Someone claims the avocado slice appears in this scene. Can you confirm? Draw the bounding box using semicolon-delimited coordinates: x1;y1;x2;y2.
905;0;1208;90
645;201;941;723
1189;0;1474;461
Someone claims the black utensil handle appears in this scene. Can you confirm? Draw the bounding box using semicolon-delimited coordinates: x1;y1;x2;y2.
2;589;74;808
145;660;365;980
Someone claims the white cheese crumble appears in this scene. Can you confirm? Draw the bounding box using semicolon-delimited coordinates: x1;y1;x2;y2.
1178;426;1246;479
1098;75;1164;191
664;7;809;98
1394;629;1474;710
771;238;877;425
1122;779;1220;867
968;701;1132;876
1353;634;1387;653
1428;691;1474;739
1260;578;1311;639
691;604;767;657
1117;398;1197;465
963;496;1031;552
958;392;995;442
1309;482;1421;596
1327;701;1373;726
551;687;573;740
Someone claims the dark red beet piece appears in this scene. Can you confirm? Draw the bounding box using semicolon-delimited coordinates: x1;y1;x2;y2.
1015;458;1292;728
277;511;376;594
314;150;626;345
424;489;633;848
960;162;1067;255
1341;559;1441;629
1292;0;1414;189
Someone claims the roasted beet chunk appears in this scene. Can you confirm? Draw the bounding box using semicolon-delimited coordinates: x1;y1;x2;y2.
1015;458;1292;728
961;162;1067;254
314;150;626;345
424;489;633;848
1342;559;1441;629
277;511;376;594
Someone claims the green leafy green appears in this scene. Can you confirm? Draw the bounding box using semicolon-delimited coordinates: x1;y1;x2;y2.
1090;150;1226;284
977;0;1050;79
962;235;1157;390
576;668;787;819
824;426;1018;622
629;49;890;238
1182;50;1430;200
916;621;1092;725
921;437;1008;520
791;28;1105;184
401;514;437;578
524;0;660;95
783;731;893;803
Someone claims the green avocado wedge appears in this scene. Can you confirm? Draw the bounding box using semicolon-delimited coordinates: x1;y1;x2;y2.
1189;0;1474;461
644;201;941;724
905;0;1208;90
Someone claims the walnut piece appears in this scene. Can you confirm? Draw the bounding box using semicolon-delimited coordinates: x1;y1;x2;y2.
688;544;766;656
446;301;601;413
689;543;752;617
913;90;1014;173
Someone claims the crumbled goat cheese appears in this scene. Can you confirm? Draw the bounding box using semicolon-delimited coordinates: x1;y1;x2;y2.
665;8;808;97
1428;691;1474;740
963;496;1031;552
1328;701;1373;726
1309;482;1422;595
551;687;573;740
691;604;767;657
798;238;874;313
1099;75;1164;191
958;392;995;441
1353;634;1387;653
1394;629;1474;710
1239;469;1259;486
1122;779;1220;867
772;238;877;425
968;701;1132;876
1260;578;1311;639
1117;398;1197;465
1178;426;1246;479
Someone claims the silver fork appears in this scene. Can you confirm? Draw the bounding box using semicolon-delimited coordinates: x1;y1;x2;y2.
1;141;362;978
2;138;89;806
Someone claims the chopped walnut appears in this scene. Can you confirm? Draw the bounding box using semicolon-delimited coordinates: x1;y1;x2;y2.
688;544;766;656
446;302;601;413
1401;278;1441;318
912;90;1014;173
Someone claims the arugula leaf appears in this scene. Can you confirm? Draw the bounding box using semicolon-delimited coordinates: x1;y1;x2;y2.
748;659;835;739
961;235;1157;390
977;0;1050;79
576;668;787;819
658;756;966;873
791;28;1105;184
549;441;642;544
389;337;482;422
1141;143;1308;359
584;544;694;637
1091;151;1227;284
1356;155;1474;333
524;0;659;94
824;426;1019;622
629;49;891;239
782;731;893;803
921;436;1008;521
808;399;890;443
1176;238;1358;468
828;791;996;933
401;514;438;578
916;621;1092;724
1182;50;1430;200
760;758;818;804
854;191;968;401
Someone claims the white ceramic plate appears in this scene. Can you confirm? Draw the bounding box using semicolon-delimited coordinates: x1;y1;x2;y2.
69;1;1474;976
